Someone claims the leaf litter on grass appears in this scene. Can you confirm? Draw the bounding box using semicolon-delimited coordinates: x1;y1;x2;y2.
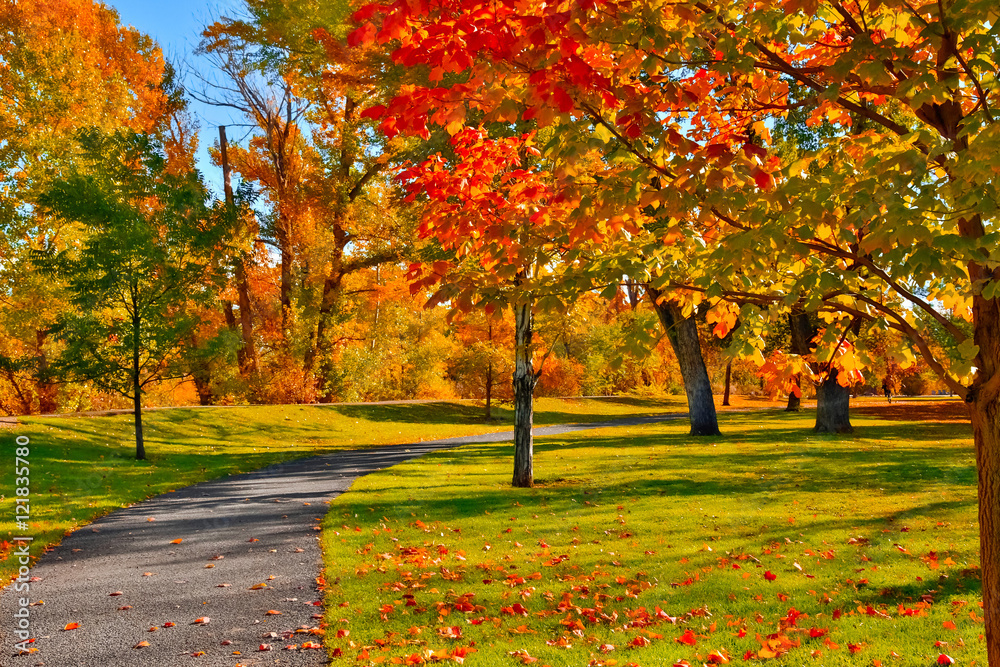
321;403;985;666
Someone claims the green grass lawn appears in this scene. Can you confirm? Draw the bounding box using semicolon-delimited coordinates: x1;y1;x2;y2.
0;396;687;583
320;400;982;666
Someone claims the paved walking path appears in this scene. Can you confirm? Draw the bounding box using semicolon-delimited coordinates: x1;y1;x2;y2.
1;413;687;666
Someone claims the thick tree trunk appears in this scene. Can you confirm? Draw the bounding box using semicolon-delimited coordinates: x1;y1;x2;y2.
722;360;732;407
972;392;1000;667
512;300;536;488
814;369;852;433
646;287;720;436
786;310;814;412
785;376;802;411
308;272;344;403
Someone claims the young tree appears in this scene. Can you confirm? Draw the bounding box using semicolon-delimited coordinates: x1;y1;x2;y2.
36;131;223;459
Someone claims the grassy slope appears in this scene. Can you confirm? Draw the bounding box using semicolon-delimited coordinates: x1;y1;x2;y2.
0;397;689;582
321;400;982;666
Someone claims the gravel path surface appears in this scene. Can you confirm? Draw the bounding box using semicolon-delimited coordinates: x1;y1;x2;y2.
1;413;686;666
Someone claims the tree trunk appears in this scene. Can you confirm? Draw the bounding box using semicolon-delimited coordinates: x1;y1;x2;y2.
972;397;1000;665
722;360;732;407
785;375;802;411
512;300;536;487
234;258;258;376
814;369;852;433
222;301;247;372
786;310;814;412
646;287;720;436
132;306;146;461
485;359;493;420
34;330;58;414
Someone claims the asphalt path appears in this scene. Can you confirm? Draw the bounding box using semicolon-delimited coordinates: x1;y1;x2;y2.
1;412;687;667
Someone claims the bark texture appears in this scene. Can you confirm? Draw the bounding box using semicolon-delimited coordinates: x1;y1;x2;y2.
722;360;732;407
512;300;536;487
646;287;720;436
786;310;814;412
814;369;852;433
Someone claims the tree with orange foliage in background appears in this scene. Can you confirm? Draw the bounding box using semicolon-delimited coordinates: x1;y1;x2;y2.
0;0;183;415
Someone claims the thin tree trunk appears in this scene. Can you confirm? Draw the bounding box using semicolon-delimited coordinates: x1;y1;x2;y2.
235;259;257;375
222;302;247;372
722;360;732;407
646;286;720;436
219;127;257;378
814;369;852;433
34;330;58;414
131;302;145;461
512;300;536;487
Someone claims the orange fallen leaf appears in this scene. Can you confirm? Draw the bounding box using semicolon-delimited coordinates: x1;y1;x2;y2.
170;539;183;544
194;617;210;624
191;651;206;657
118;605;132;610
943;620;958;630
63;622;80;631
133;641;150;648
249;583;267;590
265;610;282;615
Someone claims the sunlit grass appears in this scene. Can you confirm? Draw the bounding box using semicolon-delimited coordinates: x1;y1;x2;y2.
0;397;689;584
321;401;982;666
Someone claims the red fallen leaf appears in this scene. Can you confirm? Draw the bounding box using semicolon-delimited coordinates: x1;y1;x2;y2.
221;640;233;646
707;650;730;664
675;660;692;667
194;616;211;624
809;628;828;638
148;626;158;632
676;629;697;646
937;655;955;665
248;538;260;542
943;620;958;630
163;622;176;627
191;651;206;657
265;610;282;615
109;591;123;596
848;643;863;654
630;636;651;647
63;622;80;631
336;629;350;638
764;571;777;581
133;640;150;648
170;539;183;544
259;643;272;651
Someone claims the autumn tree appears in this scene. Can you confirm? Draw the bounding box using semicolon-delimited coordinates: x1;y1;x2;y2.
35;131;224;459
346;0;1000;655
0;0;175;414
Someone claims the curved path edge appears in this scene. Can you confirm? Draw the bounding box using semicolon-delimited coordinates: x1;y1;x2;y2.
1;412;692;666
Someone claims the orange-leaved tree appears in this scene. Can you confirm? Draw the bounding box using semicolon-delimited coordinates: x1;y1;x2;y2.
348;0;1000;656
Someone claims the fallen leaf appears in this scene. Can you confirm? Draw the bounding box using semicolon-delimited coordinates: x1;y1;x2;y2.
163;622;176;627
194;617;210;624
170;539;183;544
63;622;80;631
937;655;955;665
249;583;268;590
108;591;123;596
265;610;282;615
764;571;777;581
133;641;150;648
259;643;272;651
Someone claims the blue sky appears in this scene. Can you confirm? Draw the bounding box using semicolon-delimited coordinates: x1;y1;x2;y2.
104;0;248;194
